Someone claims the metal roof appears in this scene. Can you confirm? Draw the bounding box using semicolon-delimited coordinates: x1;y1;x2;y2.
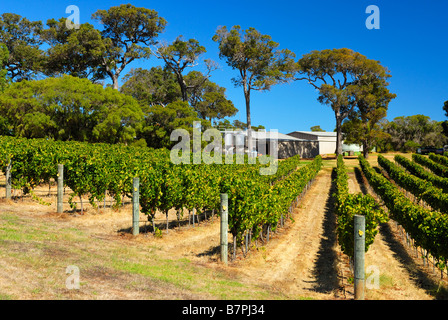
221;130;314;141
289;131;337;137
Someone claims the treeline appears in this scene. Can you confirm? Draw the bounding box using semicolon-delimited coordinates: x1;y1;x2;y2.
377;115;448;152
0;5;398;155
0;6;261;148
342;114;448;154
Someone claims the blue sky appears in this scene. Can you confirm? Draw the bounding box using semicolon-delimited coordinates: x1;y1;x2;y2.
1;0;447;134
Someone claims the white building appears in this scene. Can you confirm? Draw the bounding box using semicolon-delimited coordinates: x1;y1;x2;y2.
221;130;319;159
287;131;363;155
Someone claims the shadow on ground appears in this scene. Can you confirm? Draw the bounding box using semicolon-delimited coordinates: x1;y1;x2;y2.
305;168;341;296
379;222;448;300
356;163;448;300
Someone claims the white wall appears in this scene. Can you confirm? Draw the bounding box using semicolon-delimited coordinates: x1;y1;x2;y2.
319;140;336;154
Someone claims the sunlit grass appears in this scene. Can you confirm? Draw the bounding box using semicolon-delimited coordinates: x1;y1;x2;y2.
0;211;292;300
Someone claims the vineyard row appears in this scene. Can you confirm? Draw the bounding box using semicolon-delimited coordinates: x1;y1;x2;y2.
333;155;387;259
0;136;321;256
358;155;448;271
377;155;448;214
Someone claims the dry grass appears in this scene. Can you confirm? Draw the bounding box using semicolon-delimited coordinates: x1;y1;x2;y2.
0;191;285;300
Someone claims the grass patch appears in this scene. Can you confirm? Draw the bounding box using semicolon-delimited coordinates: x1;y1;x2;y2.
109;256;194;288
0;292;14;300
108;253;280;300
0;211;288;300
379;273;395;288
298;160;312;167
0;212;86;244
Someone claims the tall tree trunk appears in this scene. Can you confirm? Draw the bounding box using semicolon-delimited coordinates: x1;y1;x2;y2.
175;72;188;102
363;140;369;159
106;66;119;90
112;74;119;90
244;86;254;157
180;80;188;102
335;115;343;156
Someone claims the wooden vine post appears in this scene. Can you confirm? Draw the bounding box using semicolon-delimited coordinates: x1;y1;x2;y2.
354;214;365;300
5;159;11;199
132;177;140;236
57;164;64;213
220;193;228;265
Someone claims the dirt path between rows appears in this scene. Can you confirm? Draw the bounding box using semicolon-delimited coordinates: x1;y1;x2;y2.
231;170;344;299
347;169;435;299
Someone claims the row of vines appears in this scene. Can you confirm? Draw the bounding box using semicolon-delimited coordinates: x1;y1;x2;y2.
358;155;448;271
395;154;448;193
0;135;321;257
333;155;387;259
378;155;448;214
413;154;448;179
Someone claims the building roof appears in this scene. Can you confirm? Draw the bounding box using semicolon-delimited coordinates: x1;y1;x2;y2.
221;130;313;141
252;131;305;141
289;131;337;137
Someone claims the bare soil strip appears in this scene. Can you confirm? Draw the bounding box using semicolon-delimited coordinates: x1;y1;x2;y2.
347;167;442;299
232;170;344;299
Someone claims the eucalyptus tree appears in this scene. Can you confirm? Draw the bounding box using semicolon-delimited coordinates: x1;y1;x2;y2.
296;48;392;156
213;25;296;154
154;35;216;102
0;13;45;81
120;66;181;107
0;75;143;143
379;115;447;152
140;101;208;149
92;4;167;89
185;71;237;122
0;43;8;92
342;78;396;158
0;43;9;135
42;18;106;81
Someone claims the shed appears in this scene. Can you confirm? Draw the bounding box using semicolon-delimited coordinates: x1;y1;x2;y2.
287;131;337;154
287;131;363;155
221;130;319;159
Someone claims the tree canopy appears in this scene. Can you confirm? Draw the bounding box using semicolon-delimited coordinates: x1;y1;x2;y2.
0;13;45;81
139;101;209;149
41;18;106;81
310;125;325;132
0;75;143;143
185;71;237;122
120;66;181;107
155;36;213;102
342;77;396;158
92;4;167;89
0;43;9;92
296;48;393;156
213;25;296;153
377;115;447;152
120;67;237;124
